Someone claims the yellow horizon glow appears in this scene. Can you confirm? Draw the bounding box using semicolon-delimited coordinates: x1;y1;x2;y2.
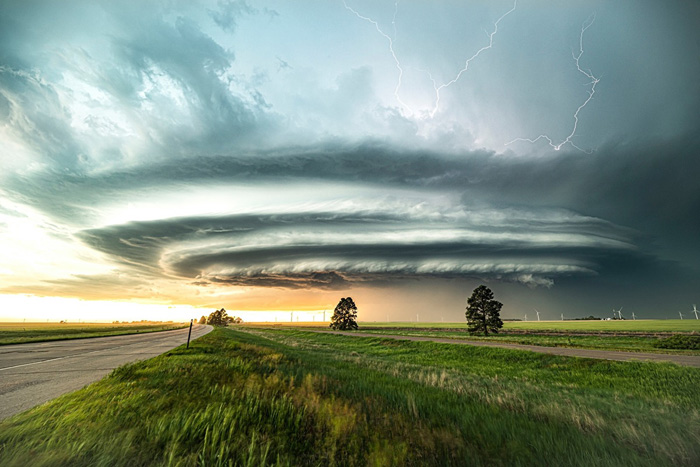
0;294;334;323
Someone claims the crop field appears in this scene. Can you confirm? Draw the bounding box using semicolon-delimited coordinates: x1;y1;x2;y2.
0;322;187;345
0;327;698;466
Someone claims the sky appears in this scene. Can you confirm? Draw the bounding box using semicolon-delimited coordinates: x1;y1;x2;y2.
1;0;699;322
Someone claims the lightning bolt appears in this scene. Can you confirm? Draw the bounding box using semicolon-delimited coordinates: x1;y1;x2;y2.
426;0;517;118
343;0;516;118
342;0;412;114
506;14;600;153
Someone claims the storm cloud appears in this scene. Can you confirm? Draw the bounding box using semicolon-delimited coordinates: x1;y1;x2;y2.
1;0;698;319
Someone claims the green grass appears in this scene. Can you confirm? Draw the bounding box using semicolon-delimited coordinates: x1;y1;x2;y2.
1;327;698;466
654;335;700;350
0;322;188;345
357;319;700;333
343;328;700;355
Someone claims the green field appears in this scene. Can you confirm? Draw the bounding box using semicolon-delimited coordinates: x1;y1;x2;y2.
339;329;700;355
254;319;700;354
0;322;187;345
356;319;700;333
1;327;698;466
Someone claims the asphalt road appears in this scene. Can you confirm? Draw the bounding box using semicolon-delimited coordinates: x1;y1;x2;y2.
0;324;212;421
321;331;700;368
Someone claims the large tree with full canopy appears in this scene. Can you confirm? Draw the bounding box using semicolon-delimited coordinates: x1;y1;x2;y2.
329;297;359;330
465;285;503;335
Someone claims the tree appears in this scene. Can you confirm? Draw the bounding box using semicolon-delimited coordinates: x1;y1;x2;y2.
465;285;503;335
207;308;233;326
329;297;358;330
198;316;207;325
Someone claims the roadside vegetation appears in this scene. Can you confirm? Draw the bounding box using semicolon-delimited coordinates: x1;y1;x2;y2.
0;327;698;466
0;322;187;345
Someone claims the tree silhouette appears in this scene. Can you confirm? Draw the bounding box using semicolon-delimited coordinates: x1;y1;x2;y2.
329;297;359;330
207;308;233;326
465;285;503;335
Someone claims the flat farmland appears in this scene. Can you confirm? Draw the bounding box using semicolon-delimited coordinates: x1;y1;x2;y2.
358;319;700;333
0;327;697;466
0;322;188;345
250;320;700;355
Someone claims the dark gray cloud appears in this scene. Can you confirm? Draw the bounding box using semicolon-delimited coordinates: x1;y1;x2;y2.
69;203;636;293
7;133;699;256
1;1;698;319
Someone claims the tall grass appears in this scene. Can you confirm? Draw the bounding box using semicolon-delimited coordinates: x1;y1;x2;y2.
0;327;698;466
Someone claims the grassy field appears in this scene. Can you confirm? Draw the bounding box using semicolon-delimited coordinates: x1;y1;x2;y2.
0;322;188;345
352;320;700;333
504;320;700;332
249;320;700;354
333;329;700;355
254;319;700;333
0;327;698;465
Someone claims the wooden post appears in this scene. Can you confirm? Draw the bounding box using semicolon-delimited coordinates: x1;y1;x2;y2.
186;319;193;349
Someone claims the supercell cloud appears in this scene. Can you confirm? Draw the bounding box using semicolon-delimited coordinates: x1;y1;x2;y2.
0;0;698;319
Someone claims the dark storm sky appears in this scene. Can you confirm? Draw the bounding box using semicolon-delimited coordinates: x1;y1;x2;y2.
1;0;698;319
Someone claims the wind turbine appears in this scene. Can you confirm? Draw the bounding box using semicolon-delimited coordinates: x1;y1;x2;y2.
534;309;541;321
561;313;564;321
614;307;624;320
679;311;684;320
524;314;528;322
631;312;636;320
692;305;699;320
